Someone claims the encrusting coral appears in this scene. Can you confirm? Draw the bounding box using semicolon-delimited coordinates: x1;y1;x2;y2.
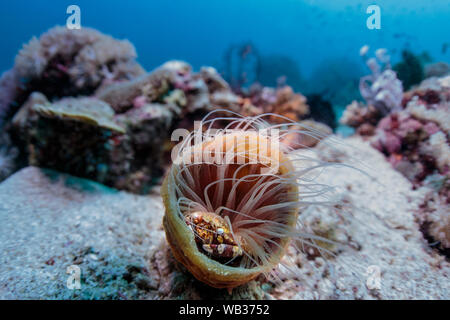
0;27;173;191
371;75;449;186
0;27;157;189
95;58;320;150
15;26;144;98
341;50;449;192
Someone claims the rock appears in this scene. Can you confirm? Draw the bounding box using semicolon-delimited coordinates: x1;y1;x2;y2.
425;62;450;78
95;67;174;114
13;96;173;194
281;120;332;149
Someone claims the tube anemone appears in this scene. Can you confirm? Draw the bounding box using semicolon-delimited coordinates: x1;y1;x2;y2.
161;110;335;288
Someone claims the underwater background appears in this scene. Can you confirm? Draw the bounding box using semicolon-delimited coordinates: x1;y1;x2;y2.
1;0;449;114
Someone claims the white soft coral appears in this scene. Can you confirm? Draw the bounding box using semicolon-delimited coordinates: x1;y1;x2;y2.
359;47;403;114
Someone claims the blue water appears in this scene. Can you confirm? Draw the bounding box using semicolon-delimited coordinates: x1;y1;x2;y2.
0;0;449;93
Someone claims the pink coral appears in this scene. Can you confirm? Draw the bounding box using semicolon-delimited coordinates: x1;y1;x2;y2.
133;96;147;108
383;132;402;154
372;109;448;185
